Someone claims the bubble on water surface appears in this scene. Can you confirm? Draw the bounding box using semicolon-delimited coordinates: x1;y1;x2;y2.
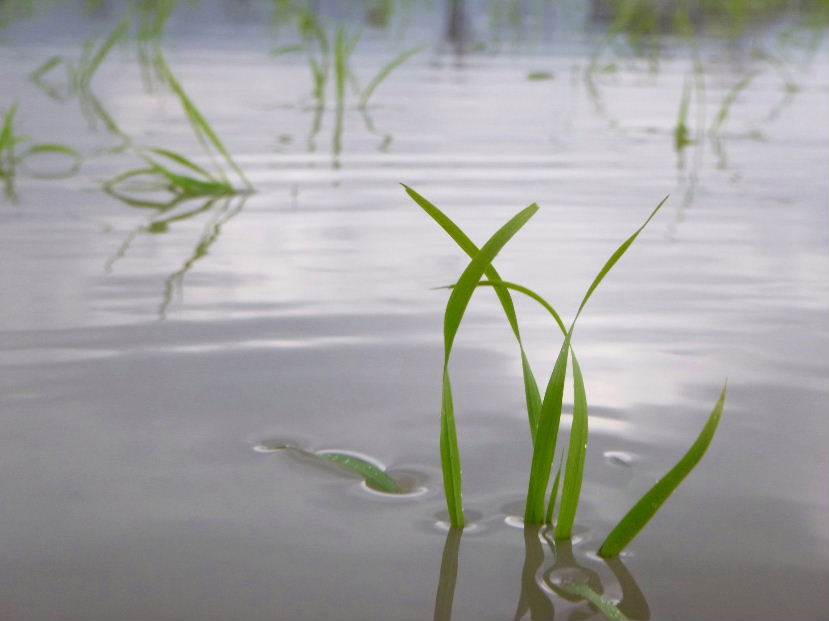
603;450;637;467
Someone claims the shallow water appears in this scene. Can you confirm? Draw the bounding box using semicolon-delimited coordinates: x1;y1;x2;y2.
1;2;828;620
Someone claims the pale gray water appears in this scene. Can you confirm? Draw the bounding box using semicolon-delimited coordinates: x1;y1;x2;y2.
1;2;828;620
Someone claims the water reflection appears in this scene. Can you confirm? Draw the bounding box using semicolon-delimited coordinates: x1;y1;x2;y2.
434;526;650;621
105;193;247;318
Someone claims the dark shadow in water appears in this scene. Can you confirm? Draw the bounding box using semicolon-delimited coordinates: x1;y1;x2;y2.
434;525;650;621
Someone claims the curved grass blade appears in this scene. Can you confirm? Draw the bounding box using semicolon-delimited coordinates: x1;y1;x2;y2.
598;384;727;558
156;54;252;189
403;185;542;437
279;445;401;493
439;202;539;527
545;460;562;526
148;148;214;180
526;196;668;524
472;279;586;534
560;582;629;621
359;45;424;108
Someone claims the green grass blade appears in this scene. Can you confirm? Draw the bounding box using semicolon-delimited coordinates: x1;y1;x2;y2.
442;205;538;358
403;185;542;437
156;54;251;189
359;45;424;108
545;460;562;525
440;368;463;526
147;162;233;196
81;18;129;86
598;384;727;558
560;582;629;621
555;352;588;539
525;337;569;523
439;202;539;527
316;451;401;493
472;279;586;534
148;148;214;180
527;196;666;525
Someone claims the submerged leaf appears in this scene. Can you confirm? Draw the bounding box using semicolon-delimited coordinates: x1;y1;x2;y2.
259;443;401;494
560;582;630;621
598;384;727;558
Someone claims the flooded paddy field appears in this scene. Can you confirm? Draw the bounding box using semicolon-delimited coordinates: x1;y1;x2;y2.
1;1;828;619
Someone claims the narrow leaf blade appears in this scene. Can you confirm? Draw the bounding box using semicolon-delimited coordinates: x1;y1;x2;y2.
598;384;727;558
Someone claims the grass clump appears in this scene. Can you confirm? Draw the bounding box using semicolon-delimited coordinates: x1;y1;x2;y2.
105;54;252;203
405;185;727;557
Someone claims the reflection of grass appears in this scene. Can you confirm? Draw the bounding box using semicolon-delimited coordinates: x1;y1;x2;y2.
105;194;248;319
406;185;727;558
437;525;652;621
0;104;81;202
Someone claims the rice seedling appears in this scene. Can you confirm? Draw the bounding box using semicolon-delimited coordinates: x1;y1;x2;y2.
255;441;401;494
406;186;727;557
0;104;82;201
105;54;252;202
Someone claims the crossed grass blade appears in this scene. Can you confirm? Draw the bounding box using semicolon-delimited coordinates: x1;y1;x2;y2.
403;185;542;438
427;192;539;527
598;384;727;558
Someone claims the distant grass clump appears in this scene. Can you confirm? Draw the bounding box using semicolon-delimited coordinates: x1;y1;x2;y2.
405;185;727;557
0;104;81;202
105;54;253;203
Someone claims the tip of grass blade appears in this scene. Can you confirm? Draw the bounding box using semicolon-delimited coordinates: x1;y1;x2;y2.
598;383;727;558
